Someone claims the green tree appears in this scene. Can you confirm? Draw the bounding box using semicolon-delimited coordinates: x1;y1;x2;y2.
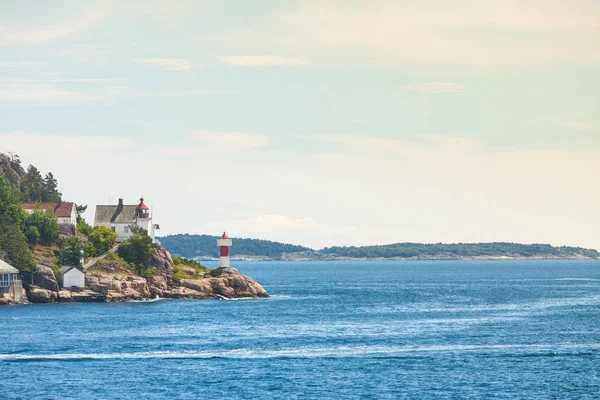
42;172;61;202
88;225;117;255
0;224;36;282
0;177;24;226
77;219;93;236
25;225;40;245
118;225;154;270
75;204;88;223
0;177;36;281
24;208;59;245
20;165;44;202
59;236;85;268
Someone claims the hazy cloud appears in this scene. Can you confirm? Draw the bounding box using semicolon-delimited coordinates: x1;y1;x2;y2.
214;55;311;66
136;58;194;71
400;82;466;93
560;121;592;131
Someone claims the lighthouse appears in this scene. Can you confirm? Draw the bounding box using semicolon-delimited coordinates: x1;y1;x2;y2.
217;232;232;268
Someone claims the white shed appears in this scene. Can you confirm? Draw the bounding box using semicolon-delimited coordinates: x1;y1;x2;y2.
59;266;85;288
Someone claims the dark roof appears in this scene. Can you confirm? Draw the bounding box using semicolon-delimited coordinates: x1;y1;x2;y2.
22;202;75;218
0;259;19;273
94;205;138;225
221;232;229;239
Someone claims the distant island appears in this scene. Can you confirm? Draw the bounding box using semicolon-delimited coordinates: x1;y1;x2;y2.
159;234;600;261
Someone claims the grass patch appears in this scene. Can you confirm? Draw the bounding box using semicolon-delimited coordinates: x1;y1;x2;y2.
172;257;210;281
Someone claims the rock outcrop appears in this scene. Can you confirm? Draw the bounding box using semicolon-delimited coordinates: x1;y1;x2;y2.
79;266;268;302
86;273;151;300
28;285;56;303
177;267;269;299
34;265;59;292
59;224;76;236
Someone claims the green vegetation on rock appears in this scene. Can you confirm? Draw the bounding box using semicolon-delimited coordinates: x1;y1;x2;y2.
118;225;155;274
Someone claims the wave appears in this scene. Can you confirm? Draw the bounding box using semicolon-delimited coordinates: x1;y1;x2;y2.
2;343;598;362
555;278;600;281
127;297;170;303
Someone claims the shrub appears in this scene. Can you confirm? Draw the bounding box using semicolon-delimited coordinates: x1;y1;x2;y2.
88;225;117;255
118;226;154;274
77;220;93;237
24;208;59;245
58;236;86;268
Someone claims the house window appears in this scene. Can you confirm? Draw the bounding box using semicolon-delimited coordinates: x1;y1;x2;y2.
124;226;130;233
110;226;116;232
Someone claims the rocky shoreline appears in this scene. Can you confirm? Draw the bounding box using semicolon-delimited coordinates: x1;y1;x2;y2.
1;243;269;306
20;266;268;304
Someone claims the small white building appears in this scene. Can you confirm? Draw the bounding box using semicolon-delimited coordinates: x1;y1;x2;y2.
0;259;23;301
22;202;77;225
59;266;85;288
93;198;158;242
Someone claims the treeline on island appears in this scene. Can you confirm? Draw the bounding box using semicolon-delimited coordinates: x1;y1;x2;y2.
320;242;600;259
159;234;600;260
160;234;311;258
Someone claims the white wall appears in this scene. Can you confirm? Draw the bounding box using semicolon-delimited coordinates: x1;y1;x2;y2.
63;269;85;288
110;223;133;242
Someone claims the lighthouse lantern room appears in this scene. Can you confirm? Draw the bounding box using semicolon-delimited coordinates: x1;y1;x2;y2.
217;232;232;268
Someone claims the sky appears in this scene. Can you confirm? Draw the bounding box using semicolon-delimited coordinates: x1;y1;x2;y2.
0;0;599;250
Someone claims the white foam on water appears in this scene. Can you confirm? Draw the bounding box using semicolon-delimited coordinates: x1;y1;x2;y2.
2;343;598;362
268;295;291;299
127;297;170;303
555;278;600;281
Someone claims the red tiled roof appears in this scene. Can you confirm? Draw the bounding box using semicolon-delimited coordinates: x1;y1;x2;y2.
221;232;229;239
136;198;149;210
21;202;75;218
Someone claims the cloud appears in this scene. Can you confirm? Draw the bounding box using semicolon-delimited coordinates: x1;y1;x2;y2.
200;214;357;249
136;58;194;71
189;131;269;150
560;121;592;131
53;44;117;63
400;82;466;93
0;2;112;46
0;78;130;102
0;83;101;102
214;55;311;66
127;120;157;129
210;1;600;68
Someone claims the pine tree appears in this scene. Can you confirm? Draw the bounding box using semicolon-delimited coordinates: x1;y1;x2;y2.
42;172;61;202
20;165;44;202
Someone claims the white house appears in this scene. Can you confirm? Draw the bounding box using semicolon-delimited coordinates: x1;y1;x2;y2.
59;266;85;288
0;259;23;302
22;202;77;225
93;198;158;242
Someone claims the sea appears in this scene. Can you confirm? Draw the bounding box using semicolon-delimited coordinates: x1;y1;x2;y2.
1;260;599;399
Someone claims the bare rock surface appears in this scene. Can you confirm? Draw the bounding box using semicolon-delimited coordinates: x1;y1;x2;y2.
34;264;59;292
28;285;56;303
178;267;269;299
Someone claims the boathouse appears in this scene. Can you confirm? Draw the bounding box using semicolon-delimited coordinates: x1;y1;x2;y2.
59;266;85;288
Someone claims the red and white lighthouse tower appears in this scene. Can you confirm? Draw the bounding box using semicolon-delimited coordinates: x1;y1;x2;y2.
217;232;232;268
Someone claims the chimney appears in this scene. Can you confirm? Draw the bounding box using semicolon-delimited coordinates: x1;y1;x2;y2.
117;198;123;211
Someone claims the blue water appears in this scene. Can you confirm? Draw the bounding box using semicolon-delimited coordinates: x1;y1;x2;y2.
1;260;600;399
